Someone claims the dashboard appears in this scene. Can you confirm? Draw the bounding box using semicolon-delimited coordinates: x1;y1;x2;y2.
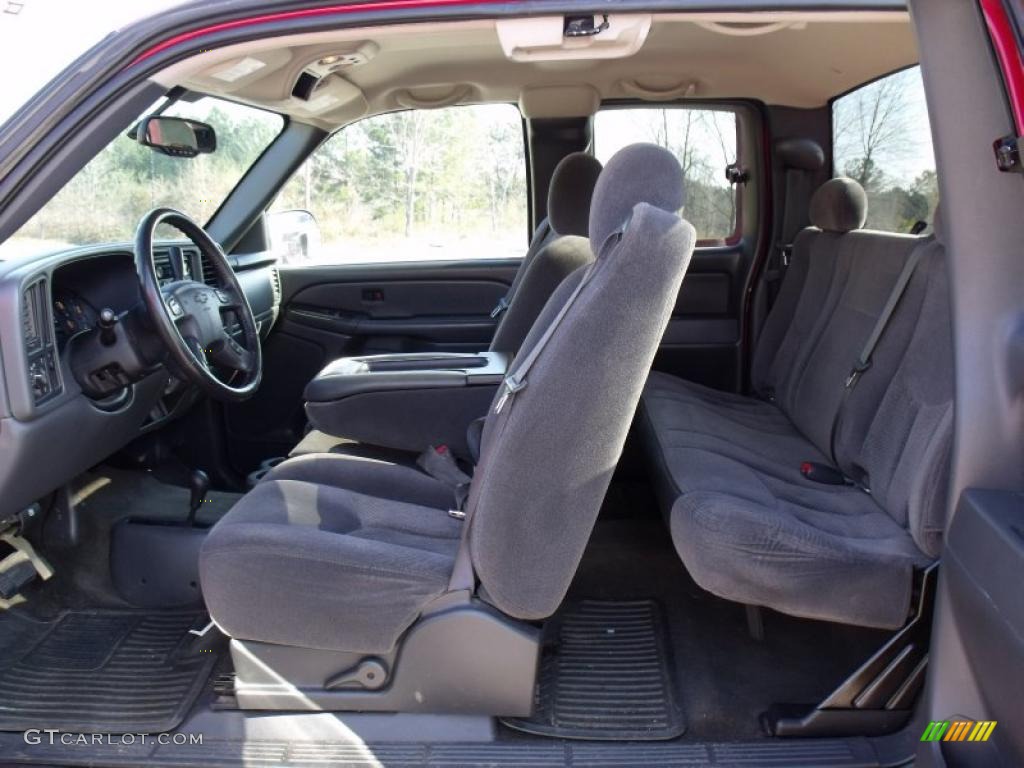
0;242;281;521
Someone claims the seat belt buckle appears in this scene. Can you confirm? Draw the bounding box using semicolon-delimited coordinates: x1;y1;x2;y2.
448;509;466;520
490;296;510;319
800;462;850;486
416;445;472;488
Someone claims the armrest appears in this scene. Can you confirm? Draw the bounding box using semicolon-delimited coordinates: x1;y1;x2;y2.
304;352;505;402
303;351;508;456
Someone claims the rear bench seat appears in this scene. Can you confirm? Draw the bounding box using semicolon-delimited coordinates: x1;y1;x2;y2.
640;178;952;630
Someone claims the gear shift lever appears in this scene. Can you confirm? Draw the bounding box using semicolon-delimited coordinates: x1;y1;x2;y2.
187;469;210;527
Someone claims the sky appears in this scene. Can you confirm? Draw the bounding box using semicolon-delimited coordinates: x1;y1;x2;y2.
0;0;187;125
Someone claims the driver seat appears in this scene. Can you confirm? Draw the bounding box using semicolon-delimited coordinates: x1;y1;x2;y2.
199;144;696;712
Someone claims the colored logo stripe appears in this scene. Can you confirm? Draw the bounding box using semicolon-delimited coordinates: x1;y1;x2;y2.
922;720;997;742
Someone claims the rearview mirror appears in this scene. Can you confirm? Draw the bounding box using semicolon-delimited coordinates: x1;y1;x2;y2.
132;116;217;158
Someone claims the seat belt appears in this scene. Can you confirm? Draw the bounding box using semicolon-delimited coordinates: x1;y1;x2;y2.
766;166;813;300
826;244;927;470
491;220;552;319
446;232;617;595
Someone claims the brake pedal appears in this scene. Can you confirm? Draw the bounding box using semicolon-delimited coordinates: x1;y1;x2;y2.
0;529;54;609
0;559;37;600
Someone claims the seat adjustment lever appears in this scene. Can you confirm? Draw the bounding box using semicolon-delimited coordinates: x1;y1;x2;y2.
324;658;389;691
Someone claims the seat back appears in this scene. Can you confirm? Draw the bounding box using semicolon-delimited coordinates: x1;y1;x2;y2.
835;223;952;557
756;179;953;555
490;152;603;356
466;144;696;620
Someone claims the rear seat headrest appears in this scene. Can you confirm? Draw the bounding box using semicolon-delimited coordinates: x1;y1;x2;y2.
809;177;868;233
775;138;825;171
548;153;603;238
588;143;685;255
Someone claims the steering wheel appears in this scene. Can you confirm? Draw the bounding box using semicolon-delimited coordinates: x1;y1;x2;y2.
135;208;262;401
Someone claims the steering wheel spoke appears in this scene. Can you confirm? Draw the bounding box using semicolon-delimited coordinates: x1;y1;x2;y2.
210;333;254;373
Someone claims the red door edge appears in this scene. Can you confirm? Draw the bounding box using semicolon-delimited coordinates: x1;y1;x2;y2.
131;0;505;65
980;0;1024;132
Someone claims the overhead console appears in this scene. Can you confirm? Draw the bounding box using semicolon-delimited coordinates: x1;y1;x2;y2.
304;351;508;458
496;14;652;62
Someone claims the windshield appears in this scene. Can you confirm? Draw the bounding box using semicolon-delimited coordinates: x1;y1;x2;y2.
0;96;283;261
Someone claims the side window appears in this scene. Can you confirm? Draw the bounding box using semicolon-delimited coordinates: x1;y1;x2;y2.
832;66;938;232
270;104;527;264
593;107;739;244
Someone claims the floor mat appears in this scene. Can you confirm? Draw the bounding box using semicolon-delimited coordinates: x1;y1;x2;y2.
0;609;218;733
503;599;685;740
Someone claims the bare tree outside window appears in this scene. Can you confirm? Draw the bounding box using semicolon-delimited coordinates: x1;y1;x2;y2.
832;67;938;232
594;108;738;242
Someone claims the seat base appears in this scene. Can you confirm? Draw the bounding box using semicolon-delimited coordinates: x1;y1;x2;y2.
227;600;541;716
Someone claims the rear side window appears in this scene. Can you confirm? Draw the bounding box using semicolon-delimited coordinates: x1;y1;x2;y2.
270;104;527;265
832;66;938;233
594;107;739;244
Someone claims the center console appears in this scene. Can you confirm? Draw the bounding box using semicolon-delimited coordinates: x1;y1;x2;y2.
304;351;509;457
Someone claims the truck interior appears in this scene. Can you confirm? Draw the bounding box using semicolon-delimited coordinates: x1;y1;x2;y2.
0;2;1021;767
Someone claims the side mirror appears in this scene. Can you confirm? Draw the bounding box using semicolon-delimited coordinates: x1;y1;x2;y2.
131;116;217;158
267;210;321;264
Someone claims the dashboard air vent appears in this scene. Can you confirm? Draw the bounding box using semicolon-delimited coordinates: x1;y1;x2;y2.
152;249;174;284
21;279;49;351
180;247;199;281
199;255;218;286
270;268;282;303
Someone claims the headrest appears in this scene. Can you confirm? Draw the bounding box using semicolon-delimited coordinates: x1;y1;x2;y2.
931;204;944;245
588;143;685;253
775;138;825;171
548;153;603;237
809;177;868;233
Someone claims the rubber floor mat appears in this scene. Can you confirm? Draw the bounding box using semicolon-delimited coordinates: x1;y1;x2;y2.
503;599;685;740
0;610;217;733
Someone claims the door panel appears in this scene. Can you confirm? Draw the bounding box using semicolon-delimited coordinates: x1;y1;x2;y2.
223;259;518;472
922;491;1024;766
654;244;749;392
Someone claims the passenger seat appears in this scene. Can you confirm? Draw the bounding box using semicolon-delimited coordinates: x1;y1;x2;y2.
641;179;952;630
291;151;602;458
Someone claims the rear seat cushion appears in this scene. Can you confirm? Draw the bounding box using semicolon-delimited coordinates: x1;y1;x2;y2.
667;448;931;629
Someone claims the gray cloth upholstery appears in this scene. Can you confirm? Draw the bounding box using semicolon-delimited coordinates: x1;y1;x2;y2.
469;144;696;620
588;144;686;253
201;143;696;653
266;451;457;510
640;180;952;629
498;152;603;317
489;235;594;355
289;429;421;467
201;475;460;653
546;152;604;238
808;177;868;233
